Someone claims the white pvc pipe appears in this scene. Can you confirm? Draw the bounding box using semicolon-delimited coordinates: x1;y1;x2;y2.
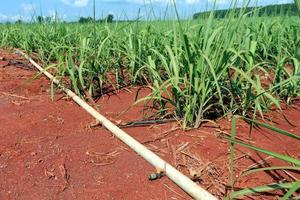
17;50;217;200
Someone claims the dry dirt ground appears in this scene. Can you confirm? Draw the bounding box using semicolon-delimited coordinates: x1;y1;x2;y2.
0;49;299;200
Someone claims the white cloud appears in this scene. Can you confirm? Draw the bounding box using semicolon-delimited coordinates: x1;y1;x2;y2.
47;10;67;21
21;3;37;13
0;13;8;21
102;0;173;4
277;0;290;3
185;0;199;4
0;13;31;22
212;0;227;5
48;9;57;20
101;0;229;5
136;0;174;3
61;0;89;7
185;0;227;5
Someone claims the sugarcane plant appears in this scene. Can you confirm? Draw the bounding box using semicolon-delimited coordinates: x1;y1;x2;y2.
227;116;300;199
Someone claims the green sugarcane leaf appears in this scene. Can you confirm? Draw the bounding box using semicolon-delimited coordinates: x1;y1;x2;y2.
225;139;300;166
282;180;300;200
241;117;300;140
243;166;300;176
226;181;299;199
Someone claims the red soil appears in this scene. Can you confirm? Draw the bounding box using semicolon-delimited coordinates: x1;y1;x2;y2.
0;49;299;200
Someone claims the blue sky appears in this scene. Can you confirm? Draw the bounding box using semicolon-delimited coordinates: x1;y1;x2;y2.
0;0;293;22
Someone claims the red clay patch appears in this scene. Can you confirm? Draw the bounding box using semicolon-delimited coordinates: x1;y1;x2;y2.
0;49;299;199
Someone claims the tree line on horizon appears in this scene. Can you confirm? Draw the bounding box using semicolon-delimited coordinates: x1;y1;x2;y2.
193;3;299;19
5;14;114;24
78;14;114;23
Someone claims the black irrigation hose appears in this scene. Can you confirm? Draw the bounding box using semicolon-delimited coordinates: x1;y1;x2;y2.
119;118;177;128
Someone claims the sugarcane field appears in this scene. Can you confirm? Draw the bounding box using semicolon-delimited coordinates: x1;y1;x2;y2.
0;0;300;199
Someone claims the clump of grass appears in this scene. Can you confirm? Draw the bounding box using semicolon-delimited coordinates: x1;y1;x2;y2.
135;8;300;127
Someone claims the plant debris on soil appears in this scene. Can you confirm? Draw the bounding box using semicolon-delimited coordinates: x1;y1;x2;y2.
0;49;300;199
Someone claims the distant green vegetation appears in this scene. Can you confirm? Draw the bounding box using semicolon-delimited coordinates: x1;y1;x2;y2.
0;6;299;128
78;14;114;23
193;3;298;19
